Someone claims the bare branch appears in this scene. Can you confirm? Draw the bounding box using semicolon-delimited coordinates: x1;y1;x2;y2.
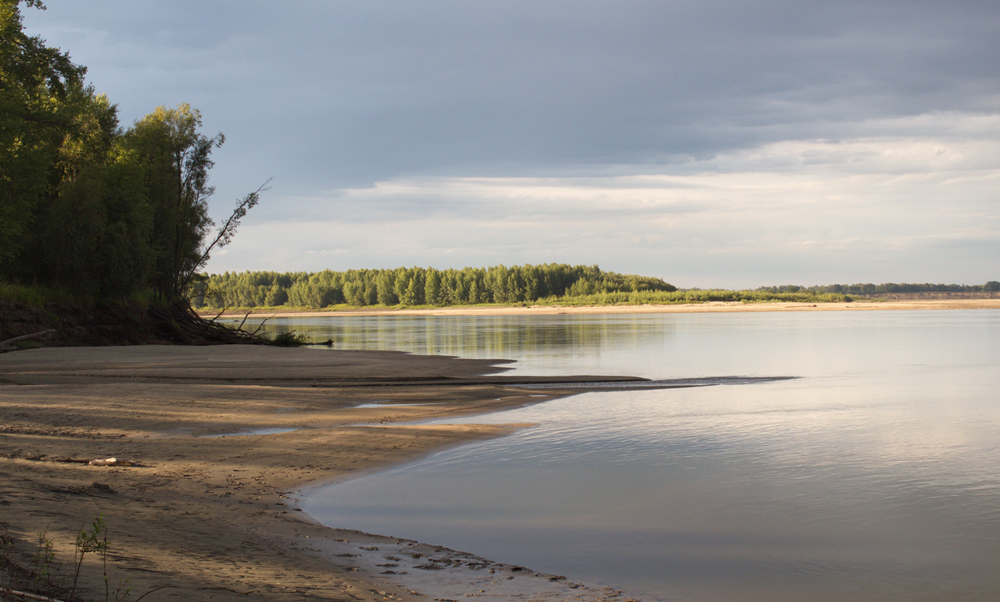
208;305;232;323
250;315;272;336
179;178;271;293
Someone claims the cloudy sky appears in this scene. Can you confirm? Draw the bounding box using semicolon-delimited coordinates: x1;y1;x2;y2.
24;1;1000;288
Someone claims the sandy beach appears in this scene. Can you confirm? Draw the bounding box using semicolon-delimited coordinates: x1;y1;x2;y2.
0;345;645;602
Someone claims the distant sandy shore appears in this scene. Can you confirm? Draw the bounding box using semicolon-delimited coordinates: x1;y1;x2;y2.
0;346;646;602
207;298;1000;319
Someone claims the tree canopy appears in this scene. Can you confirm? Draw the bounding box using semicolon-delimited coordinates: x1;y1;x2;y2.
1;0;254;305
193;264;677;309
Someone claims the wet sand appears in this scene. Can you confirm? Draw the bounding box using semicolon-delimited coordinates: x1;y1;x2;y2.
0;346;641;602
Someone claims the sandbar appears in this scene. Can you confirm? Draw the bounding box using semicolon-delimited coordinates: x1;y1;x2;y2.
0;346;641;602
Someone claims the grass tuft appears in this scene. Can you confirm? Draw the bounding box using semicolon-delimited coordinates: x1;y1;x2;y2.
266;331;310;347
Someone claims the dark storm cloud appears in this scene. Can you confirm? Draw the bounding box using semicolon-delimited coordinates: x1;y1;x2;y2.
26;0;1000;191
22;1;999;285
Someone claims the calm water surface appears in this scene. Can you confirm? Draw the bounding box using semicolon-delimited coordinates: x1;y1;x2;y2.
246;310;1000;601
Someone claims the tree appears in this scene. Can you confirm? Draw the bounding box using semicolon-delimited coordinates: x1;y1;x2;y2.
400;277;419;306
376;270;397;305
40;143;155;299
0;0;88;277
343;281;365;306
122;104;224;301
425;269;441;305
265;284;287;306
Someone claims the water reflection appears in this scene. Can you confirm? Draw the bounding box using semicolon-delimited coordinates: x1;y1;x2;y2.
242;314;672;372
272;310;1000;601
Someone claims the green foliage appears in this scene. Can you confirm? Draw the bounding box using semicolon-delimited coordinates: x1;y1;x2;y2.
193;270;997;311
122;104;224;300
1;0;87;275
2;513;132;602
536;289;855;306
32;529;57;593
194;264;678;309
376;270;397;305
267;330;309;347
70;513;108;600
0;281;73;305
1;3;261;307
37;139;157;299
264;283;287;306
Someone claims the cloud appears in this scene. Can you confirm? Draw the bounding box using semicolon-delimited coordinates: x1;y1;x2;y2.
22;1;1000;285
209;128;1000;287
27;2;1000;184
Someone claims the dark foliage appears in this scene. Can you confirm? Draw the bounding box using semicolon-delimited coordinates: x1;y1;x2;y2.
1;1;266;344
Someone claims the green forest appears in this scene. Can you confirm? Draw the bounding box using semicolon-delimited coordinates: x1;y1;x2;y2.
194;267;1000;311
193;264;677;309
0;0;258;308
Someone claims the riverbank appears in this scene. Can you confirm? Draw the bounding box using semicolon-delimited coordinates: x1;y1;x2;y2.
204;297;1000;319
0;346;643;602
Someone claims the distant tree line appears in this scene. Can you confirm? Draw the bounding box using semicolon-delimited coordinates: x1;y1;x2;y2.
193;272;999;310
192;265;677;309
754;282;1000;295
545;289;855;306
1;1;257;306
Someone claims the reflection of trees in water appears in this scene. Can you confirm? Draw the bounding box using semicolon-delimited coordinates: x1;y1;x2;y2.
249;316;672;359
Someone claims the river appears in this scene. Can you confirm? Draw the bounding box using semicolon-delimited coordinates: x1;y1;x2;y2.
244;309;1000;601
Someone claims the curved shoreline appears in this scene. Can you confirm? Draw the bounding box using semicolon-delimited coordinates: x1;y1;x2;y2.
0;345;647;602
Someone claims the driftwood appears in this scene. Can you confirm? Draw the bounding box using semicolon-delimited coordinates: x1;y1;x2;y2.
208;305;232;323
0;329;55;353
147;302;267;345
249;315;271;336
0;588;68;602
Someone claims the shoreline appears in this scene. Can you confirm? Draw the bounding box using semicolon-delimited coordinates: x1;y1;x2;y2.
203;298;1000;319
0;346;644;602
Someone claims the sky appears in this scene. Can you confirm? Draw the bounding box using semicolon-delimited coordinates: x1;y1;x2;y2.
23;0;1000;288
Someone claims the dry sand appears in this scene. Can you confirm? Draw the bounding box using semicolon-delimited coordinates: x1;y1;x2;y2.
0;346;641;602
207;298;1000;319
